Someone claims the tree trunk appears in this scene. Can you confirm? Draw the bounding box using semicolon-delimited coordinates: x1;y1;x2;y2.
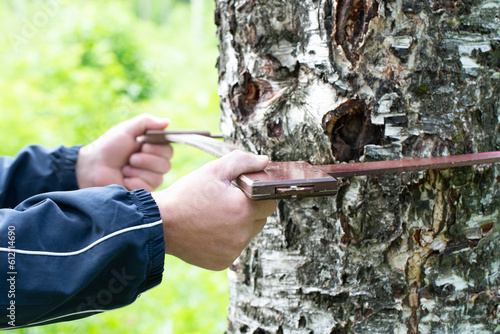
215;0;499;332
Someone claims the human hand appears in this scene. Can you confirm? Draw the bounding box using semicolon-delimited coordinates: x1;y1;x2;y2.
152;150;277;271
76;114;173;191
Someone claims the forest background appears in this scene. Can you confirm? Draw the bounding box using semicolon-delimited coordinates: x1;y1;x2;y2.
0;0;227;333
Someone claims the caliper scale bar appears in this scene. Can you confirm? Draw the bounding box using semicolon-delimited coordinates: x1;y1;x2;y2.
143;130;500;200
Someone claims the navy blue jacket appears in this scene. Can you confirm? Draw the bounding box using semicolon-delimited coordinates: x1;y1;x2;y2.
0;145;165;329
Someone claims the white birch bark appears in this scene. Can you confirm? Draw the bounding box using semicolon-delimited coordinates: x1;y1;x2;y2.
215;0;500;332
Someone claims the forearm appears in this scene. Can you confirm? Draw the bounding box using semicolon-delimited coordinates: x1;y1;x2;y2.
0;185;164;329
0;145;81;208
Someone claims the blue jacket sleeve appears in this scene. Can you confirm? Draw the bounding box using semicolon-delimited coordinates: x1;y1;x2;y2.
0;185;165;329
0;145;81;209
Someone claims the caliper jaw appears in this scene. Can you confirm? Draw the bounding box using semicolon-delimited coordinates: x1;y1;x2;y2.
234;161;338;200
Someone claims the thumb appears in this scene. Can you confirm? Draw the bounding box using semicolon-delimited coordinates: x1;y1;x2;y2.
217;150;269;181
121;113;170;137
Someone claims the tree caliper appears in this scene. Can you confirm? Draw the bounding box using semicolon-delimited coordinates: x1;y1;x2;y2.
143;130;500;200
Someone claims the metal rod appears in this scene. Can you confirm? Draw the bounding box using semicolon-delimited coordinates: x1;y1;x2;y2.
155;133;237;158
316;151;500;178
142;130;223;144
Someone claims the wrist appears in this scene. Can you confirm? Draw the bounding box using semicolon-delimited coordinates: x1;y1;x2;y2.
76;145;96;189
151;191;175;256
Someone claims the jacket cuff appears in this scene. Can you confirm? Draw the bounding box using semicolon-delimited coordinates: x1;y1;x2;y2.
50;145;82;191
129;189;165;293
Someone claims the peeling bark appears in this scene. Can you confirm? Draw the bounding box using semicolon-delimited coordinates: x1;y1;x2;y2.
215;0;500;332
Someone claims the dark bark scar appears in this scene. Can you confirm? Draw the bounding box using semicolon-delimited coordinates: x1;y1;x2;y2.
322;99;385;162
229;72;273;122
333;0;379;63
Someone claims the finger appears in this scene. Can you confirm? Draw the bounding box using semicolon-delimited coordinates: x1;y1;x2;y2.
227;189;275;223
250;218;268;239
253;200;277;219
245;199;277;222
141;143;174;159
255;218;268;229
123;177;156;192
129;153;172;174
216;150;269;181
122;165;165;188
120;113;170;138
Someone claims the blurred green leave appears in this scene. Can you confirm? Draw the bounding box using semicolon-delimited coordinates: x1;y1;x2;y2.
1;0;228;333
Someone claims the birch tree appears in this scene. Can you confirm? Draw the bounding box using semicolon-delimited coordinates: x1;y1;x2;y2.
215;0;499;333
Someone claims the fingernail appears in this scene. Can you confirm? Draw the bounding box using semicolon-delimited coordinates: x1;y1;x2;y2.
159;117;170;124
257;155;269;163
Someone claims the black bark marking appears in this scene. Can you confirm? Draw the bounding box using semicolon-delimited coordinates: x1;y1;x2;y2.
302;290;350;308
248;22;263;48
239;248;252;286
402;134;469;158
385;116;408;127
474;41;500;69
354;306;374;321
338;211;355;245
324;0;338;71
267;119;283;138
322;99;385;162
330;325;350;334
480;222;494;235
431;0;457;11
252;249;263;288
298;315;307;328
242;261;251;286
441;239;480;255
333;0;379;63
430;0;474;14
401;1;424;13
284;219;299;249
261;54;284;77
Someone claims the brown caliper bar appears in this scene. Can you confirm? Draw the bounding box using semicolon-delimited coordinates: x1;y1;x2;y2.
143;130;500;200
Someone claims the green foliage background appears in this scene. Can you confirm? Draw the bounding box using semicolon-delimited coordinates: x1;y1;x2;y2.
0;0;228;332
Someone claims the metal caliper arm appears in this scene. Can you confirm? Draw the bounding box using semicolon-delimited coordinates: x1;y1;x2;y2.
142;131;337;199
142;130;234;158
315;151;500;178
237;152;500;200
141;131;500;200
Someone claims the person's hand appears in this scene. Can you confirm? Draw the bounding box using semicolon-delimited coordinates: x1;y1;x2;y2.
152;150;277;271
76;114;173;191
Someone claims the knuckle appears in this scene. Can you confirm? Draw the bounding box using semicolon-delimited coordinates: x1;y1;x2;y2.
229;149;249;159
130;154;142;166
161;161;171;173
130;113;149;128
166;146;174;158
213;261;231;272
136;113;150;121
233;193;252;212
153;174;164;187
124;178;138;191
233;208;252;226
142;143;154;154
230;230;251;253
261;200;277;216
